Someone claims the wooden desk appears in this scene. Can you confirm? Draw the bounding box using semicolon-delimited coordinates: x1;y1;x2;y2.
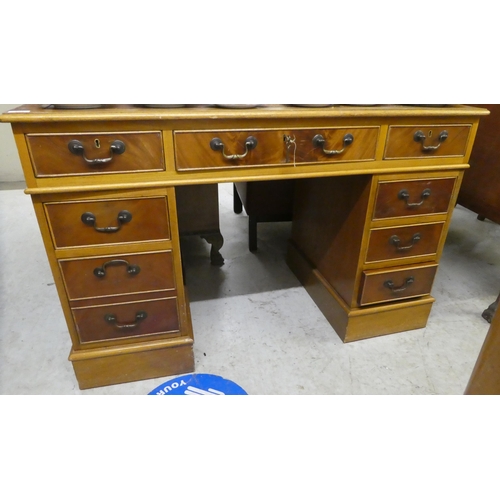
0;104;488;389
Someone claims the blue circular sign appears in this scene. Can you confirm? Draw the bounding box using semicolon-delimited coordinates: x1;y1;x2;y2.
148;373;248;395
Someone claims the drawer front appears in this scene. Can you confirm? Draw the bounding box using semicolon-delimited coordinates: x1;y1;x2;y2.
373;177;456;220
174;130;285;170
60;251;176;301
366;222;445;263
384;125;471;159
27;132;165;177
293;127;379;163
45;196;171;249
72;296;180;343
360;264;438;306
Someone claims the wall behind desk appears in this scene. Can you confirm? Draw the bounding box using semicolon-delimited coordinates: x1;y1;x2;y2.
0;104;24;184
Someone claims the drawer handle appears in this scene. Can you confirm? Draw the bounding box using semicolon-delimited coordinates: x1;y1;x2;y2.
93;259;141;278
398;188;431;207
104;311;147;330
312;133;354;155
390;233;421;251
81;210;133;233
209;136;258;160
413;130;448;152
68;139;126;166
384;276;415;293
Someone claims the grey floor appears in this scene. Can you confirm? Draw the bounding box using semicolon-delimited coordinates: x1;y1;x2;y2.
1;182;498;395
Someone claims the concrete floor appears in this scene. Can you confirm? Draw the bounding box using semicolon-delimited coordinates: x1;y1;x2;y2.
1;182;498;395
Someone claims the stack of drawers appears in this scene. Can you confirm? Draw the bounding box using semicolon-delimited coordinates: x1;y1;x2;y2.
24;129;194;389
360;173;458;307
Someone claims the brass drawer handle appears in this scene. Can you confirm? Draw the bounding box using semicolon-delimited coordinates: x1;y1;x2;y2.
68;139;126;166
413;130;448;152
398;188;431;207
93;259;141;278
209;136;258;160
104;311;147;330
384;276;415;293
312;133;354;155
81;210;132;233
390;233;421;251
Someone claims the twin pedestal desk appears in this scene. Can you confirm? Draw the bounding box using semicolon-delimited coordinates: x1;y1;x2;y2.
1;105;488;389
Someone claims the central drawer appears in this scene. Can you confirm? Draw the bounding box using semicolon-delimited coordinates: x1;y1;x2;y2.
174;127;379;170
45;196;171;249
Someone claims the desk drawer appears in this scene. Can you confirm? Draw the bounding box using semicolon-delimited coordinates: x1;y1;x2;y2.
174;130;284;170
360;263;438;306
27;131;165;177
384;124;471;159
45;196;171;249
365;222;444;263
293;127;379;163
60;251;176;301
72;296;180;344
373;177;456;220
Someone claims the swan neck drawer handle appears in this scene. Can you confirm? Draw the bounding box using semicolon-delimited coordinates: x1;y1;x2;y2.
104;311;147;330
209;136;258;160
398;188;431;208
93;259;141;278
413;130;448;152
81;210;132;233
68;139;126;166
390;233;422;251
312;133;354;155
384;276;415;293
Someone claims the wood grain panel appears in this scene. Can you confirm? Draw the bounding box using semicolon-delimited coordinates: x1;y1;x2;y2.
385;125;471;159
365;222;444;263
27;131;164;176
60;250;176;301
45;196;171;248
360;264;438;306
292;127;379;163
72;296;180;343
373;177;456;219
174;130;285;170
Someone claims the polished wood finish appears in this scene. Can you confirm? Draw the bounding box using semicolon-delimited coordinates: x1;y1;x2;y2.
0;105;488;386
373;177;457;219
365;222;444;263
465;308;500;395
45;195;171;248
72;296;181;344
27;131;164;177
384;124;471;159
360;263;438;306
70;342;194;390
60;250;176;301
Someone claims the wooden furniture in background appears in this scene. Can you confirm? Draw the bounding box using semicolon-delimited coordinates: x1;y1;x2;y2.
176;184;224;265
0;104;488;388
233;180;295;251
465;307;500;394
457;104;500;323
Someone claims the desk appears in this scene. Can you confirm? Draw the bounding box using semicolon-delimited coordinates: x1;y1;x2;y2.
0;105;488;389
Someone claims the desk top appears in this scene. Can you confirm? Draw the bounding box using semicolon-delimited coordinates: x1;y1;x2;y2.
0;104;490;123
